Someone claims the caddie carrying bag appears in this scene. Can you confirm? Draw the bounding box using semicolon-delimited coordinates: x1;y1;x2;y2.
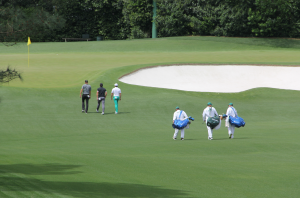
207;116;220;129
229;107;245;128
172;111;189;129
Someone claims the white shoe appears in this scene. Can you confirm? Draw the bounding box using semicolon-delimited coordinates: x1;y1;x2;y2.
115;111;118;114
173;137;176;140
82;110;84;113
101;112;104;115
96;109;99;113
208;137;213;140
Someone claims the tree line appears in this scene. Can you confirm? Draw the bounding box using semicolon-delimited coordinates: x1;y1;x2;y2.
1;0;300;44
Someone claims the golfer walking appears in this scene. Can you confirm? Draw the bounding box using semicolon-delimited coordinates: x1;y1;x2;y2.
173;106;189;140
226;103;237;139
96;83;107;115
80;80;91;113
111;83;121;114
202;102;218;140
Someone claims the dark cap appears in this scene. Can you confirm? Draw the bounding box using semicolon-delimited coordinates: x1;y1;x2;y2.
85;80;88;83
100;83;103;87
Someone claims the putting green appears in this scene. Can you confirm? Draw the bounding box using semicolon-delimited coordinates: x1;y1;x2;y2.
0;36;300;198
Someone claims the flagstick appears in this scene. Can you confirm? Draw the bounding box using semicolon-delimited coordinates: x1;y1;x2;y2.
28;45;29;67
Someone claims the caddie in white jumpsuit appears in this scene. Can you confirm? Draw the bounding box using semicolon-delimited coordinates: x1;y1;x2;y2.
226;103;237;139
173;106;189;141
202;102;218;140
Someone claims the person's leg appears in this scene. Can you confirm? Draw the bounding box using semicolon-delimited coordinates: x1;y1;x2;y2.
207;126;213;139
228;124;234;138
231;125;235;139
113;96;119;113
228;126;232;138
181;129;185;140
97;99;100;111
102;99;105;113
86;97;89;113
82;96;85;112
173;129;179;140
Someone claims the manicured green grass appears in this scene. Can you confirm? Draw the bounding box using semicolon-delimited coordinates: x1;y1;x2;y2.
0;36;300;197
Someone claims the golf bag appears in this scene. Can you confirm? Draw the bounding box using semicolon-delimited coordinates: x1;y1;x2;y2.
172;111;190;129
229;116;245;128
207;116;220;129
229;107;245;128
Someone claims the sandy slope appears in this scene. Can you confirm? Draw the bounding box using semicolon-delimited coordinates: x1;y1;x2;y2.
119;65;300;93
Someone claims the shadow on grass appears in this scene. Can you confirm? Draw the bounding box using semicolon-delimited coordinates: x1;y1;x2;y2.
213;137;249;140
86;112;130;114
0;164;82;175
0;177;192;198
183;139;197;141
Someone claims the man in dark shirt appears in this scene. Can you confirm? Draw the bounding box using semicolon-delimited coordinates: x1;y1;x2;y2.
96;83;107;115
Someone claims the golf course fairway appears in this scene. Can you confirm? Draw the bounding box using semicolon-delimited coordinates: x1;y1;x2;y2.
0;36;300;198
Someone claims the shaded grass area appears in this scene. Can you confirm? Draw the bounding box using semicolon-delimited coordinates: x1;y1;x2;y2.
1;37;300;197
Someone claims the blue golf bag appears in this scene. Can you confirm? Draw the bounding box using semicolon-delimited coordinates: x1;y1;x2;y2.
172;111;191;129
228;107;245;128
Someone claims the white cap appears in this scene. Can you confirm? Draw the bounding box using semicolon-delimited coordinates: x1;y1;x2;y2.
114;83;118;86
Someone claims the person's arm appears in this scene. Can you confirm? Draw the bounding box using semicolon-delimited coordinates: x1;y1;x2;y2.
119;93;121;101
80;89;83;98
96;91;99;100
202;110;206;121
173;112;176;123
111;92;113;100
89;90;91;99
105;91;107;98
226;108;230;116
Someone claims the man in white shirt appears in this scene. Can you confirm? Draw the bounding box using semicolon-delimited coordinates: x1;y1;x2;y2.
111;83;121;114
202;102;218;140
226;103;237;139
173;106;189;141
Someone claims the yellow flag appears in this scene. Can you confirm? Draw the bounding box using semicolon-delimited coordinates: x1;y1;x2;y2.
27;37;31;46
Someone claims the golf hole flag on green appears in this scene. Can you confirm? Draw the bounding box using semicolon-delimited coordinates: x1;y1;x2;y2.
27;37;31;67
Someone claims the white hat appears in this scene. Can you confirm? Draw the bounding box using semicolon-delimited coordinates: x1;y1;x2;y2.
114;83;118;86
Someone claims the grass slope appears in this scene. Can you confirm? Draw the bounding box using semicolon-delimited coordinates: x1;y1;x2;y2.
0;36;300;198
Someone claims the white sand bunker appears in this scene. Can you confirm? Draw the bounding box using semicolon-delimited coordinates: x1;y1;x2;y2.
119;65;300;93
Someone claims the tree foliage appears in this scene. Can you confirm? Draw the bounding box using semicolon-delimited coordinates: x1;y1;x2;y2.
0;66;22;83
156;0;300;38
0;0;65;45
0;0;300;42
119;0;153;39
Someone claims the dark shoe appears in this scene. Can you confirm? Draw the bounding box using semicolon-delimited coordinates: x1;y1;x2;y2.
229;134;232;139
181;138;184;141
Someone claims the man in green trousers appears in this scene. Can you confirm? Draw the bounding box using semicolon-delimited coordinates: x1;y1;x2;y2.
111;83;122;114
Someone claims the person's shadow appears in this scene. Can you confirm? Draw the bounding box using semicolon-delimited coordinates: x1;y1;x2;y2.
86;112;130;114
